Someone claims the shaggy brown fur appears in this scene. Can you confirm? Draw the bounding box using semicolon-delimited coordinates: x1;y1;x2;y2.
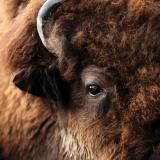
0;0;160;160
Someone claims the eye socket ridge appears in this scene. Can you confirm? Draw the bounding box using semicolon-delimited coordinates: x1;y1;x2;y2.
86;83;104;97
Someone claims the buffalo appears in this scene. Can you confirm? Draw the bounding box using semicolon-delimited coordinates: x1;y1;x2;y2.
0;0;160;160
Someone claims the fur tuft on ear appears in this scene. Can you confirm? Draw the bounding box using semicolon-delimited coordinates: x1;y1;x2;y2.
13;65;69;103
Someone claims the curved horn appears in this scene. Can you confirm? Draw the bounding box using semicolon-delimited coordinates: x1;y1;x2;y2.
37;0;65;48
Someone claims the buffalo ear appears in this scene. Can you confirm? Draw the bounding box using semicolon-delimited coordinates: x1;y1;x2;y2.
13;66;69;102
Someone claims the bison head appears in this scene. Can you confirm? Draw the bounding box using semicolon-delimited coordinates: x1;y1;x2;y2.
13;0;160;159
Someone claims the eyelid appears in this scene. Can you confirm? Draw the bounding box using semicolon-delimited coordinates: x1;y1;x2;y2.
85;82;98;87
83;73;107;88
88;91;103;97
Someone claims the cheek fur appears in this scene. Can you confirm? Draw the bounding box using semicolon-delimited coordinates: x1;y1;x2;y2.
85;97;111;119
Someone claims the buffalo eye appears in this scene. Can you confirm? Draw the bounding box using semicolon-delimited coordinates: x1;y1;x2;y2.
86;84;103;96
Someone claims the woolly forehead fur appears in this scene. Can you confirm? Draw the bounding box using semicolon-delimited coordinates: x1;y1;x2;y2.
51;0;160;70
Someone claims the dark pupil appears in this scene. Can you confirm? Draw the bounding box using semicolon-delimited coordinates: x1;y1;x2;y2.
87;85;102;96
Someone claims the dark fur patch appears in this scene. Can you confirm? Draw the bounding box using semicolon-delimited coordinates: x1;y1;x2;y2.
13;65;70;104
